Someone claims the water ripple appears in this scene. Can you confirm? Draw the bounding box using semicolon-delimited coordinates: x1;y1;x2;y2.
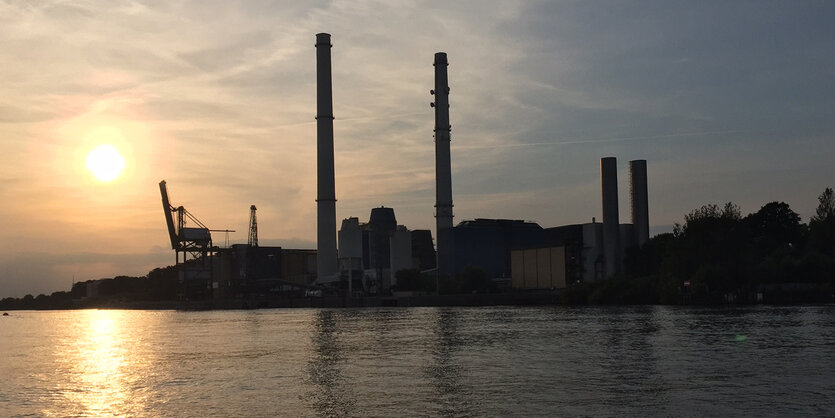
1;306;833;416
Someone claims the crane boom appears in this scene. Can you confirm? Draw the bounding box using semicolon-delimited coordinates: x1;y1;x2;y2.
159;180;179;250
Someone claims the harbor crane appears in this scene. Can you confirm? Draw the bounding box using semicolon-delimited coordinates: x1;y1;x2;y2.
159;180;234;298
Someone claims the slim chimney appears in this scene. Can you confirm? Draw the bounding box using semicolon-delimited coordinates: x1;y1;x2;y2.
316;33;338;281
433;52;454;276
601;157;620;278
630;160;649;247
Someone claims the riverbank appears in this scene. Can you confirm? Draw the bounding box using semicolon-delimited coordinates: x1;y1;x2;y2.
181;291;564;310
1;291;564;311
4;286;833;312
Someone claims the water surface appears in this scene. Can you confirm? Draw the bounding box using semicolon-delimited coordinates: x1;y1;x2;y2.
1;306;833;416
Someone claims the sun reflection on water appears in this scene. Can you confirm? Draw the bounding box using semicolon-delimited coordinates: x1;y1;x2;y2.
55;310;138;416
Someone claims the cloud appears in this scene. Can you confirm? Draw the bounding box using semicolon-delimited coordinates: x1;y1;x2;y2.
0;0;833;296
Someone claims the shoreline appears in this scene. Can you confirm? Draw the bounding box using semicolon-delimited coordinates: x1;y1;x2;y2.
4;290;833;312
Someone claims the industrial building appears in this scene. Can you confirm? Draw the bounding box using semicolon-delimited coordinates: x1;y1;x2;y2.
511;247;567;290
159;180;318;300
509;157;650;288
452;219;544;279
155;34;651;301
337;207;437;295
211;245;317;299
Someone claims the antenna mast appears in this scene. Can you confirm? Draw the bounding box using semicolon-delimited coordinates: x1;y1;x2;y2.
248;205;258;247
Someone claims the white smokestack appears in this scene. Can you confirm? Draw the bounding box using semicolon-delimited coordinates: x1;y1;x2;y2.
601;157;620;278
630;159;649;247
433;52;454;276
316;33;338;281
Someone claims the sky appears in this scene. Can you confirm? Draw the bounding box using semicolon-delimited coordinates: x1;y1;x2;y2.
1;0;833;297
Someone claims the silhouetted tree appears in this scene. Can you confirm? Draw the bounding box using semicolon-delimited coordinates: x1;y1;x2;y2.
624;233;674;277
70;281;89;299
745;201;804;255
676;202;741;235
668;202;748;294
809;188;835;255
811;188;835;223
147;265;179;300
0;297;21;310
34;294;49;308
614;193;835;303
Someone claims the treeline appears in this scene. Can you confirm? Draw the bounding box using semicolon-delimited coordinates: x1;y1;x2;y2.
0;265;179;310
568;188;835;304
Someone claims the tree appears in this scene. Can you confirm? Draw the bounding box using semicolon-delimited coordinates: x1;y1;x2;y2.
811;187;835;223
809;188;835;255
147;265;179;300
668;202;748;292
677;202;742;236
745;201;803;247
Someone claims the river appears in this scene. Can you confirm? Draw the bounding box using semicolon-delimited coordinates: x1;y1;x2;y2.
1;305;833;416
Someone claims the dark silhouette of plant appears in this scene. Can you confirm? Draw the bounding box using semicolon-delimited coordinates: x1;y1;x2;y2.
810;188;835;255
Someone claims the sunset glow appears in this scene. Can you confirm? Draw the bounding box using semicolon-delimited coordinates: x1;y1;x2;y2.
85;145;126;182
0;1;831;299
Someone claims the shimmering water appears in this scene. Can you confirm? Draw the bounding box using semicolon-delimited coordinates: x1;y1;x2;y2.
1;306;833;416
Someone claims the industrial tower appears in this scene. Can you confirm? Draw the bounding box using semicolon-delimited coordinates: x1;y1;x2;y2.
158;180;215;299
629;160;649;247
433;52;454;276
601;157;620;278
248;205;258;247
316;33;338;282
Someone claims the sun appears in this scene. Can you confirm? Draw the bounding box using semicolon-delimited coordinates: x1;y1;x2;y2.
85;144;126;182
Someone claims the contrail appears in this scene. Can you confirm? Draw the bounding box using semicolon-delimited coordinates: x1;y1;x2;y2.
451;129;747;150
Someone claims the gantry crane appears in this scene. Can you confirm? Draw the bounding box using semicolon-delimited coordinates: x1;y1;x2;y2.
159;180;233;299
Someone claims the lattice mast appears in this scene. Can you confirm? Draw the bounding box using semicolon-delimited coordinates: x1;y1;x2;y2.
248;205;258;247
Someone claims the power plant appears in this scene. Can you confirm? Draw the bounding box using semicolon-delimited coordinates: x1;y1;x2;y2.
158;34;651;301
159;181;317;300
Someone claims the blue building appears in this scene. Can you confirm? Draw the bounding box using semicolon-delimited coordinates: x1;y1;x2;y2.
453;219;545;279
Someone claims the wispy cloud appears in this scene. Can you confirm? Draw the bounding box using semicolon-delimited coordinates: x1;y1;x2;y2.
452;129;748;150
0;0;833;296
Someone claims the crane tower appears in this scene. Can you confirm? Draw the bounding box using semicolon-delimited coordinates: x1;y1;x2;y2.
248;205;258;247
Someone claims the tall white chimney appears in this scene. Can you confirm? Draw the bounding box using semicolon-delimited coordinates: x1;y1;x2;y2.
316;33;338;281
630;160;649;247
601;157;620;278
433;52;454;276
